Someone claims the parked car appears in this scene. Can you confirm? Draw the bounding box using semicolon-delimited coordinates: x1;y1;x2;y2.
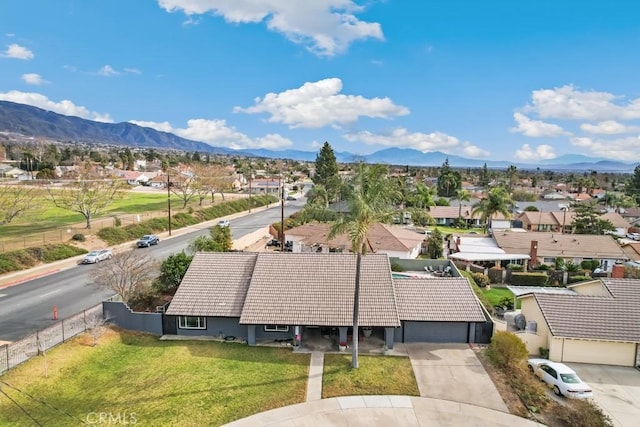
286;195;297;201
266;239;281;247
137;234;160;248
82;249;113;264
626;232;640;241
218;219;230;228
527;358;593;399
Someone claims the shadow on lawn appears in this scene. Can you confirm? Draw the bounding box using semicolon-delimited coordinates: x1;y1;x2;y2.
115;329;310;366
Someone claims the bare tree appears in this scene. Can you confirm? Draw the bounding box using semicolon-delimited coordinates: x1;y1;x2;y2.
0;184;40;224
44;166;124;229
85;310;111;347
169;167;198;208
93;250;157;304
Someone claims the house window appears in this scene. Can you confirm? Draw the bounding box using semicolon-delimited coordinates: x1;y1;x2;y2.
264;325;289;332
178;316;206;329
543;257;555;264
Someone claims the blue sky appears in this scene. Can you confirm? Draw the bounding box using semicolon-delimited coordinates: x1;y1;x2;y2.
2;1;640;162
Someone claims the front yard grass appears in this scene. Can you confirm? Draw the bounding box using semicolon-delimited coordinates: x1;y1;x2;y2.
0;329;310;426
482;287;521;309
322;354;419;398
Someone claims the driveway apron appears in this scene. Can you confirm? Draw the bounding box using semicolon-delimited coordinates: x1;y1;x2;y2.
405;343;509;412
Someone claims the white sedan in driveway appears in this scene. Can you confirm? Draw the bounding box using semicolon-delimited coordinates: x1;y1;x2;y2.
528;358;593;399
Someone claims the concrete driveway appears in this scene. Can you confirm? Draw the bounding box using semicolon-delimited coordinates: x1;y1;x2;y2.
403;343;508;412
567;363;640;427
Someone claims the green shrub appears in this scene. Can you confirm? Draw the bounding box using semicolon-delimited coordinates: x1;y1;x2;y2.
390;262;405;272
506;263;523;271
462;271;493;315
114;217;122;227
550;398;614;427
40;244;87;263
486;331;528;370
534;264;551;271
471;272;490;287
509;272;548;286
71;233;86;242
581;259;600;271
0;244;87;274
496;296;514;310
97;227;131;245
488;267;503;284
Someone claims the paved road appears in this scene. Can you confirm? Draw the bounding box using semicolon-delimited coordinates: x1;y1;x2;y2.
0;198;305;342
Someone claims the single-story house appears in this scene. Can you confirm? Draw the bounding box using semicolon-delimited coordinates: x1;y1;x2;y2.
164;252;490;348
249;178;281;195
517;275;640;367
448;235;530;268
492;231;628;271
285;222;425;259
427;206;509;229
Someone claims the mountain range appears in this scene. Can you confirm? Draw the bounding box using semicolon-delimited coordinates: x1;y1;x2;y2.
0;100;637;172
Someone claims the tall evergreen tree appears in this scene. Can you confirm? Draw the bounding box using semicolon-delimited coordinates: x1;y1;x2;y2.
626;165;640;204
571;203;615;235
437;158;461;197
312;142;341;203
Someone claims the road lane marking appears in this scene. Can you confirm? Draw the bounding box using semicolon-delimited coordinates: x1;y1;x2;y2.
39;289;61;298
0;293;6;298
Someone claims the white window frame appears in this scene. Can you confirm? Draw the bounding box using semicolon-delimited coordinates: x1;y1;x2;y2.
264;325;289;332
178;316;207;330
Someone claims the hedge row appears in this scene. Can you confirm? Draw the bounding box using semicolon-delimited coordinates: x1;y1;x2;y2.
98;194;277;245
509;272;548;286
0;244;88;275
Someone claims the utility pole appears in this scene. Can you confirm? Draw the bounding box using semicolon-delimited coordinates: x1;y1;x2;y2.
248;168;252;213
167;173;172;236
280;174;285;250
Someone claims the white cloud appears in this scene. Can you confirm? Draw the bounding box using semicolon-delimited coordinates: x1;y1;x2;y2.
580;120;640;135
124;67;142;75
524;85;640;121
129;118;292;150
343;127;489;157
21;73;47;85
2;43;34;60
510;112;570;137
157;0;384;56
235;78;409;129
97;65;120;76
569;135;640;161
0;91;112;122
514;144;556;161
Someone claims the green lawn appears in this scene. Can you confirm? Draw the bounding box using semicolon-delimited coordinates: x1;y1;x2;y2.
0;192;202;240
0;330;310;426
322;354;419;398
482;287;521;309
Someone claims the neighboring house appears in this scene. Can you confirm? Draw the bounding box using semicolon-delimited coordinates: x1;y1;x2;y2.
117;170;150;185
164;252;490;348
249;178;281;195
517;211;574;233
542;192;568;201
620;207;640;227
148;175;166;188
285;222;425;259
492;231;628;271
620;242;640;264
448;235;530;268
0;165;26;178
600;211;631;236
428;206;509;229
517;276;640;367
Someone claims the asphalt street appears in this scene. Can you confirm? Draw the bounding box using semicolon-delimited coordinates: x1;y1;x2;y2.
0;198;304;342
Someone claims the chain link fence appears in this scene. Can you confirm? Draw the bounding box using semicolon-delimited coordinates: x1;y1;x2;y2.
0;303;104;375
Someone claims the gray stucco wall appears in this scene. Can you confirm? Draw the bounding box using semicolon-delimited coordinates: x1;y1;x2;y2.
103;301;163;335
175;316;246;338
254;325;295;341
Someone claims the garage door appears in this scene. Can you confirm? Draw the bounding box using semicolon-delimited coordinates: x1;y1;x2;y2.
561;339;636;366
403;321;469;343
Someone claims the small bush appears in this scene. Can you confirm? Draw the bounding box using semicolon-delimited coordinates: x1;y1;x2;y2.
114;217;122;227
486;331;528;370
567;275;591;284
462;271;494;315
0;244;87;274
390;262;405;272
71;233;86;242
471;272;490;288
496;296;514;310
534;264;551;271
488;267;503;284
549;398;614;427
506;263;523;271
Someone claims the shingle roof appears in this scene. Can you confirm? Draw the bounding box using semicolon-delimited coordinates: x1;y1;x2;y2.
165;252;257;317
285;222;424;253
534;293;640;342
394;278;486;322
492;231;627;259
239;253;400;327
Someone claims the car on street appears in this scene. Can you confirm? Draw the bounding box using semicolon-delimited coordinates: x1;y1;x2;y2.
626;232;640;241
266;238;281;247
137;234;160;248
527;358;593;399
82;249;113;264
286;195;297;201
218;219;230;227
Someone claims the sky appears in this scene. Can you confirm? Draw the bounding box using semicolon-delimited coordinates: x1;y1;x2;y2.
1;1;640;163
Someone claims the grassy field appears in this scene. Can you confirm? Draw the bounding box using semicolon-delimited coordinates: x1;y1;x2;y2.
0;330;310;426
0;191;219;240
322;354;419;398
482;287;520;309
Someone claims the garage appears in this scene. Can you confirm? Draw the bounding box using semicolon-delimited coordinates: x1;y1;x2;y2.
557;338;637;367
402;321;470;343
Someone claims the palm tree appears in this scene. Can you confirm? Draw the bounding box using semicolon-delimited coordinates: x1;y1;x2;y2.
452;189;472;220
411;182;436;209
471;187;513;232
306;184;329;208
329;162;397;369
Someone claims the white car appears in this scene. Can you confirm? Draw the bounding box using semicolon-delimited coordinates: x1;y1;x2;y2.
82;249;113;264
218;219;230;228
527;358;593;399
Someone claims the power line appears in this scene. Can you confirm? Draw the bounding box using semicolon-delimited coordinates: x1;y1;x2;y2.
0;386;43;427
0;380;85;425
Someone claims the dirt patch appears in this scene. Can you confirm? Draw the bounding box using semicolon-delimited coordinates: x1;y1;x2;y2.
69;233;111;252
